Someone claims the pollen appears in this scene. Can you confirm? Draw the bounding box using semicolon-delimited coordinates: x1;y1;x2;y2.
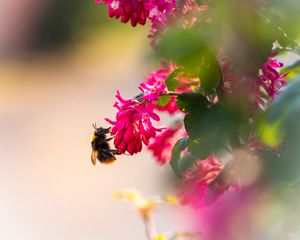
155;234;167;240
164;194;178;205
90;133;96;142
110;0;119;10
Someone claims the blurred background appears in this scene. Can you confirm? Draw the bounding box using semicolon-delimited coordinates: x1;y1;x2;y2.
0;1;190;239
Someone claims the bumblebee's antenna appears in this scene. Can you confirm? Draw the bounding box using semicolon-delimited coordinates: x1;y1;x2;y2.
92;123;97;129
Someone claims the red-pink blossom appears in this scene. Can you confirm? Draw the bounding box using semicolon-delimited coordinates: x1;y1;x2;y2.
197;189;259;240
258;55;288;98
96;0;176;27
139;68;168;101
149;0;209;41
144;64;196;114
178;155;224;208
140;64;180;114
147;123;186;164
106;91;162;155
218;51;288;107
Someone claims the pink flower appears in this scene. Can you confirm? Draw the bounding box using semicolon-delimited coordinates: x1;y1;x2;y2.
218;51;288;107
145;65;181;114
197;188;259;240
247;139;266;151
144;64;197;114
258;55;288;98
178;155;224;208
96;0;176;27
139;68;168;101
106;91;162;155
149;0;209;41
147;123;186;164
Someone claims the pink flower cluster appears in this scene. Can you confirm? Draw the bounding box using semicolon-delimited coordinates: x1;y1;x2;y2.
258;55;288;98
149;0;209;41
106;91;162;155
106;63;197;157
219;52;288;106
139;67;169;101
96;0;176;27
106;66;178;155
147;123;186;164
146;65;180;114
197;189;258;240
150;64;196;114
178;155;223;208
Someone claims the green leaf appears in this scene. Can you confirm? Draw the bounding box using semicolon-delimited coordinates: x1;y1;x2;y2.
199;50;222;92
158;27;204;71
165;69;182;91
258;118;284;147
170;137;191;177
184;105;226;139
156;96;171;107
176;92;210;113
188;136;220;159
183;103;245;153
266;77;300;123
255;9;300;53
281;60;300;81
257;77;300;147
165;78;178;92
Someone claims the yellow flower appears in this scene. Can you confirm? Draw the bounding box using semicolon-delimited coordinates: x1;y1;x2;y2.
155;234;167;240
164;194;178;205
113;189;141;202
137;199;157;220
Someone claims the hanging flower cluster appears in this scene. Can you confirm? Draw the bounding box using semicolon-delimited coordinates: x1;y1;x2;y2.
96;0;176;27
178;155;224;208
147;123;186;164
139;67;169;101
258;55;288;98
106;91;162;155
149;0;209;41
106;66;177;155
151;64;196;114
219;51;289;106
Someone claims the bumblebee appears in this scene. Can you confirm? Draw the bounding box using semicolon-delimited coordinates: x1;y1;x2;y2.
90;124;120;165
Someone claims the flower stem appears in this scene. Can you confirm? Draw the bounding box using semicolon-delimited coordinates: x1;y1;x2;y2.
143;215;157;240
161;91;181;97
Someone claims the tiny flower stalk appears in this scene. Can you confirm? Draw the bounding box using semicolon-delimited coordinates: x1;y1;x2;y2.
144;213;157;240
114;190;181;240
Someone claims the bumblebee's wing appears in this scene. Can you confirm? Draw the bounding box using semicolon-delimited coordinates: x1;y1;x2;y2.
91;150;99;165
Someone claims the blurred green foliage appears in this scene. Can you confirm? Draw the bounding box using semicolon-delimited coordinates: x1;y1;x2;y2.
157;0;300;193
33;0;109;51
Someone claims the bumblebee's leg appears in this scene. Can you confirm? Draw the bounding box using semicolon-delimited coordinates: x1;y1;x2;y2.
111;149;121;155
101;127;111;134
96;127;111;135
104;127;111;133
106;137;114;142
